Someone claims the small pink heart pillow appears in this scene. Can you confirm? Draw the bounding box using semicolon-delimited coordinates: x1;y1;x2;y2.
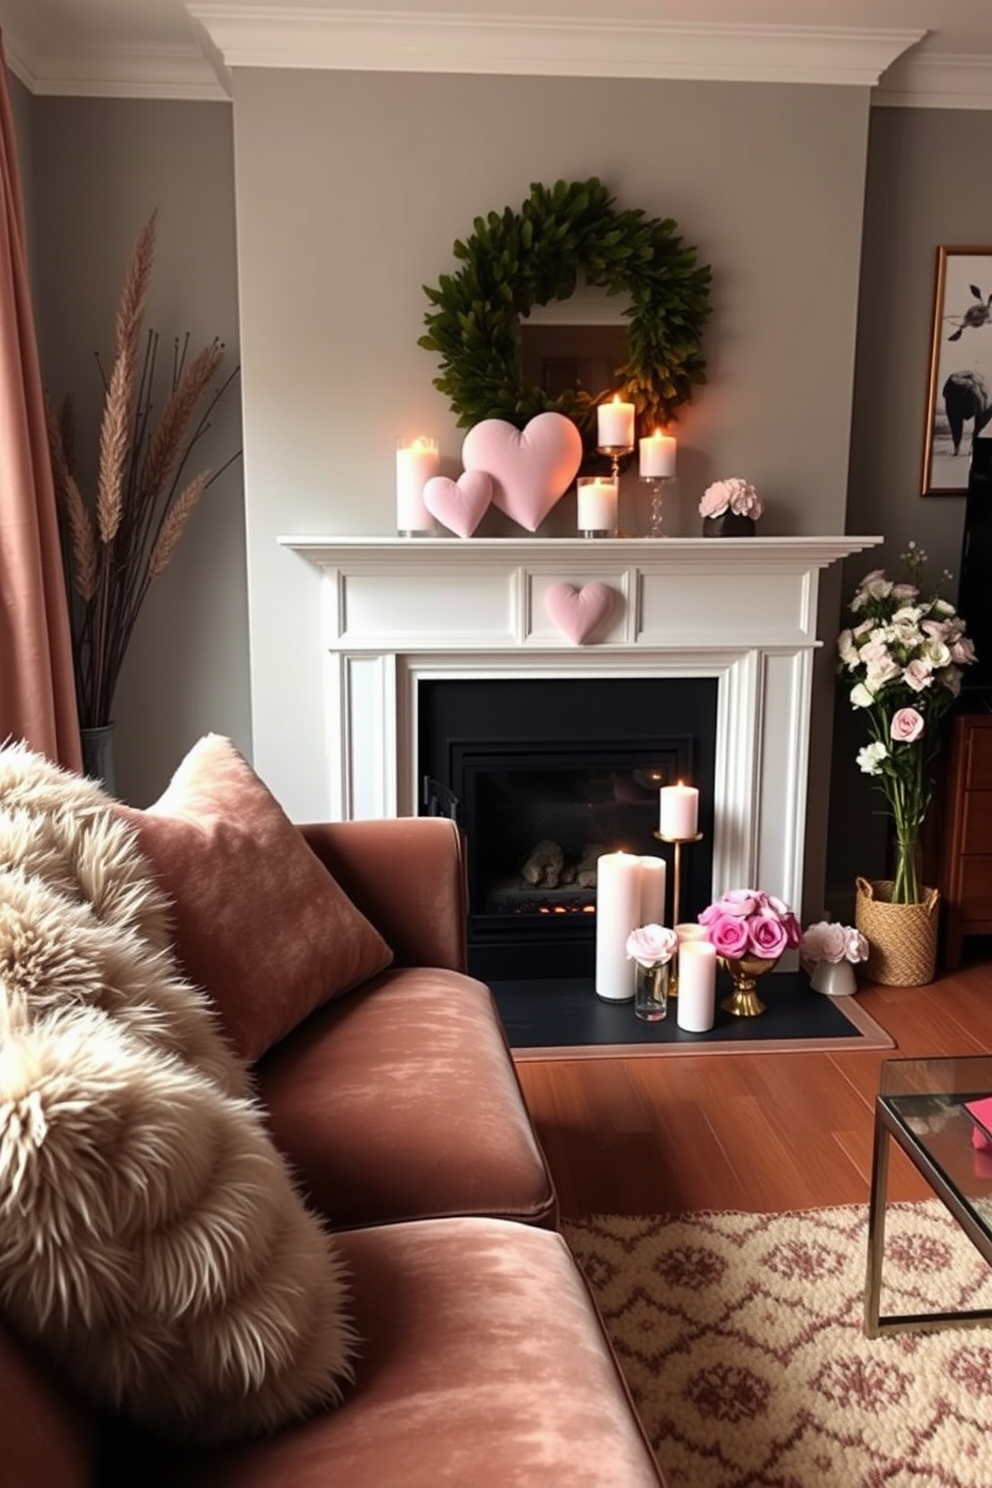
423;470;492;538
462;412;583;532
544;582;616;645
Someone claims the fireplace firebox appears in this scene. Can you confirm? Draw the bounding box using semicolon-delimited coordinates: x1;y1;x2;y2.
419;676;717;981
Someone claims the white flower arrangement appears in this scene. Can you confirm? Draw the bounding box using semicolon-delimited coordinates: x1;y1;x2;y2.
837;542;976;903
801;920;869;966
699;477;764;520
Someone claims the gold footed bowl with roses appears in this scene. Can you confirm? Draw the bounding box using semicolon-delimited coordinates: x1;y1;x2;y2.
719;953;780;1017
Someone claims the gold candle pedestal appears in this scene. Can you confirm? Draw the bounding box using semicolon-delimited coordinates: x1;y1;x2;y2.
653;830;704;998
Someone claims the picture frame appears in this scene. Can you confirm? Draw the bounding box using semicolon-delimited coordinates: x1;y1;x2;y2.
921;245;992;495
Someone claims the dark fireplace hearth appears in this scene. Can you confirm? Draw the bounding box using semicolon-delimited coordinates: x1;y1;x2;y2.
419;676;717;981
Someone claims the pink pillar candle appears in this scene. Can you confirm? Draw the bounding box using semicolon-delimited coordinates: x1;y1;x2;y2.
676;939;717;1032
659;783;699;838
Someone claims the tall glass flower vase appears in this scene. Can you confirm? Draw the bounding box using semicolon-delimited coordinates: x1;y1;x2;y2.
80;724;117;796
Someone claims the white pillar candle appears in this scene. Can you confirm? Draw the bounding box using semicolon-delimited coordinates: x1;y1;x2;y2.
639;430;677;478
396;435;439;533
638;856;667;926
659;782;699;839
676;922;709;943
676;939;717;1032
576;476;618;534
597;396;635;449
595;851;643;1003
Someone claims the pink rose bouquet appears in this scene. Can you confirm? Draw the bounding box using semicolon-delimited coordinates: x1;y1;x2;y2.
801;920;868;966
698;888;801;962
699;477;764;520
626;924;678;970
838;542;976;902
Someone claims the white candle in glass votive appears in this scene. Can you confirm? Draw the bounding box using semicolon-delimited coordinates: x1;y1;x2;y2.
659;782;699;839
595;851;643;1003
639;429;677;478
638;856;667;927
597;395;635;449
396;435;439;533
576;476;618;534
676;939;717;1032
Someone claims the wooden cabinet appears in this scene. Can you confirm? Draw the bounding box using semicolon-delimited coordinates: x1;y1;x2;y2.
939;711;992;969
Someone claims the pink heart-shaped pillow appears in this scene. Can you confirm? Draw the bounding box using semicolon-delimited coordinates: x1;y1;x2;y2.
462;412;583;532
422;470;492;538
544;582;616;645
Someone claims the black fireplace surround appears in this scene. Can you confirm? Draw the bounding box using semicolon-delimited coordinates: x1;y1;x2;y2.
418;676;718;982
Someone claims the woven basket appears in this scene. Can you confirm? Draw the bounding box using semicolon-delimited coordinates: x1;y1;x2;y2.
854;877;939;986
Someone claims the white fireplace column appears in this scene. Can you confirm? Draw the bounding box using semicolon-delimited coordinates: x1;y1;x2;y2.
282;535;880;915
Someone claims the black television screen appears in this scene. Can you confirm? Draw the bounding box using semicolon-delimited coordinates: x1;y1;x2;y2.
958;435;992;693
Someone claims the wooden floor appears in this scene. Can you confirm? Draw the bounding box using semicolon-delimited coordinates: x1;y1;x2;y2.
514;958;992;1219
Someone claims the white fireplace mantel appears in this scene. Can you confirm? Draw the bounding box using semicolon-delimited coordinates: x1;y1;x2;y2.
280;534;881;914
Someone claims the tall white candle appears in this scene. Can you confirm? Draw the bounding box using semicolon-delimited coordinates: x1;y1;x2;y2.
595;851;643;1002
576;476;618;534
396;436;439;533
659;782;699;839
676;922;709;944
676;939;717;1032
597;395;635;450
639;429;677;478
638;856;667;927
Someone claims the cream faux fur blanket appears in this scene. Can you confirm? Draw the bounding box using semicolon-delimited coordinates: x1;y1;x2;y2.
0;743;355;1441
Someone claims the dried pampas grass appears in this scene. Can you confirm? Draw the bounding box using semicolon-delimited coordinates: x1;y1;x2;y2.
45;211;240;731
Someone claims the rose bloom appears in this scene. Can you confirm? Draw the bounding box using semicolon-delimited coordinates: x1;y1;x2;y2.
850;682;875;709
890;707;924;744
902;658;934;692
699;889;758;922
705;912;751;959
844;926;869;963
802;921;848;964
626;923;678;969
748;913;789;959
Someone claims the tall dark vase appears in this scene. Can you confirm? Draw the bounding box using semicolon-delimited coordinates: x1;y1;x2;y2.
80;724;117;795
702;513;756;537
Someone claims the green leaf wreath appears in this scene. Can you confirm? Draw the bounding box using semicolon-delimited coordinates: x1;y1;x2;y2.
419;178;712;445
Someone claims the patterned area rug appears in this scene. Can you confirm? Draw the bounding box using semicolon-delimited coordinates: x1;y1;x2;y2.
564;1202;992;1487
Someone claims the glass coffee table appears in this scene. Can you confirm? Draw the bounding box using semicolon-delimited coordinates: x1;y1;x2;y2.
865;1055;992;1337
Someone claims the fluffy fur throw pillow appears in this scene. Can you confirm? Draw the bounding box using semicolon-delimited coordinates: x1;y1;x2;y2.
0;743;355;1441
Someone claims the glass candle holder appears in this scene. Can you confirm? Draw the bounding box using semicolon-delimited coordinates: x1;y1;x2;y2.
576;475;618;538
634;961;669;1021
396;435;439;535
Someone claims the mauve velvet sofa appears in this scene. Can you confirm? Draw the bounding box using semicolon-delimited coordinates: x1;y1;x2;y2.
4;801;664;1486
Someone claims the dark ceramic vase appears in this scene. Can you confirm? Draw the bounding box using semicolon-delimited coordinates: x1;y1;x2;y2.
80;724;117;795
702;513;756;537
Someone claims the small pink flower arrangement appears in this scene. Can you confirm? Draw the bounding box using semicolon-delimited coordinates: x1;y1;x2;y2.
801;920;868;965
626;923;678;970
699;477;764;521
698;888;801;961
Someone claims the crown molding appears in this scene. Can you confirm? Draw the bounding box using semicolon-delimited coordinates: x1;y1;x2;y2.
874;50;992;110
188;7;922;87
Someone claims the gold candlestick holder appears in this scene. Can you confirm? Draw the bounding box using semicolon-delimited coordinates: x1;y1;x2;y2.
653;829;704;997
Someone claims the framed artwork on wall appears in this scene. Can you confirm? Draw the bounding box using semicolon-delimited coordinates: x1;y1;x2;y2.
922;245;992;496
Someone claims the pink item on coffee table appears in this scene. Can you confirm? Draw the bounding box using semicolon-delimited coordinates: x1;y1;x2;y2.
544;581;615;644
462;411;582;532
422;469;492;537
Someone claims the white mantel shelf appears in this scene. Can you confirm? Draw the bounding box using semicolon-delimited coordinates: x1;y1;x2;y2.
278;533;880;915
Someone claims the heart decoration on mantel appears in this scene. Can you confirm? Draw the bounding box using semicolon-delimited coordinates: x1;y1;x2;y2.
422;470;492;538
544;581;617;645
462;411;583;532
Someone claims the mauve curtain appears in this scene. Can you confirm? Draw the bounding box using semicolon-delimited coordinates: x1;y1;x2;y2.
0;33;81;769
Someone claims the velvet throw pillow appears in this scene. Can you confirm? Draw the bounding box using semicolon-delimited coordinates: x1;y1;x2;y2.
118;735;393;1063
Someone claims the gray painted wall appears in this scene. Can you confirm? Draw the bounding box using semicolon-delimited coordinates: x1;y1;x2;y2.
23;97;249;807
10;67;992;915
231;70;870;925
